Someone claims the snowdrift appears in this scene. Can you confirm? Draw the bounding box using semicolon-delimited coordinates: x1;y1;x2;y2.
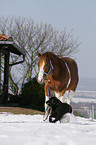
0;113;96;145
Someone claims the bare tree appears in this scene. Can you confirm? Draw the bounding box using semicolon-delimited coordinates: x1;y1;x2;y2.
0;16;80;94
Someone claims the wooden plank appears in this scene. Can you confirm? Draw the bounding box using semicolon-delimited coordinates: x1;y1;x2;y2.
0;48;1;94
3;52;10;103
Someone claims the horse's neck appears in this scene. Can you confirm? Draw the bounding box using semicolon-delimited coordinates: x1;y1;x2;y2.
51;55;67;79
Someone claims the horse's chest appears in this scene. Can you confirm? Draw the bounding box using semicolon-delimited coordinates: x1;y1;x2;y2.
48;80;65;91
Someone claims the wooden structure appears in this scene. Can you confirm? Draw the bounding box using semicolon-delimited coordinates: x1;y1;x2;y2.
0;34;25;104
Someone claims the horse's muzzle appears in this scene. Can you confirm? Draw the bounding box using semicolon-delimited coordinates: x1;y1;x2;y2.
37;78;44;84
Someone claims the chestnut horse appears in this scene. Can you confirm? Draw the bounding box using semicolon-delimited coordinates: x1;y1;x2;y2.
37;51;79;120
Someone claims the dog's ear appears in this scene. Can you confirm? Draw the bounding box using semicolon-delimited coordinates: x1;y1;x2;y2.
50;97;57;106
46;100;50;104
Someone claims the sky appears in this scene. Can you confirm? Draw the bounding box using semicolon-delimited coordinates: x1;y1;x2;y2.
0;0;96;79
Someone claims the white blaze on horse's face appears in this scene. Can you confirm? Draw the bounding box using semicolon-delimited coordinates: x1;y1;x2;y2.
38;60;45;84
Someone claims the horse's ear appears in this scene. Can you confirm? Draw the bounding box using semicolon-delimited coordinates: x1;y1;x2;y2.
46;52;49;58
37;51;41;57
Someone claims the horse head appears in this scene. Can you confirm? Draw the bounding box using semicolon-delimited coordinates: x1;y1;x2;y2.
37;51;53;84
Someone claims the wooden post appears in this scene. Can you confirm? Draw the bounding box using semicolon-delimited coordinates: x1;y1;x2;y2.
92;105;94;120
0;49;1;95
3;52;10;104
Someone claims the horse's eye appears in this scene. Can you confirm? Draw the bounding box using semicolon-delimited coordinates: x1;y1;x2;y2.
46;64;48;67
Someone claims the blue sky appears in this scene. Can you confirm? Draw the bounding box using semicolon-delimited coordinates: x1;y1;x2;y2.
0;0;96;78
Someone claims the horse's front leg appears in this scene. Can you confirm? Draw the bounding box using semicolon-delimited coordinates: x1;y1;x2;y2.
43;84;50;121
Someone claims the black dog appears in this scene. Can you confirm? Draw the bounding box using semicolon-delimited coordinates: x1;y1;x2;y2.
46;97;72;123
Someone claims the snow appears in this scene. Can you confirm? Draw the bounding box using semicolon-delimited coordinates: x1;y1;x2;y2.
0;113;96;145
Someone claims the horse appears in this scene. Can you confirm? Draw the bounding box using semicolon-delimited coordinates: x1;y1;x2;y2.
37;51;79;120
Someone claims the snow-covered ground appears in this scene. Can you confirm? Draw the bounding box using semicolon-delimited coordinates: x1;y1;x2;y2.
0;113;96;145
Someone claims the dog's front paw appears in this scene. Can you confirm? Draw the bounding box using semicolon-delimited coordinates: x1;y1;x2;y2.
49;116;52;122
49;116;56;123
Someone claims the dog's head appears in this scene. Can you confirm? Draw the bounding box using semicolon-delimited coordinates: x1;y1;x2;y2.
46;97;60;108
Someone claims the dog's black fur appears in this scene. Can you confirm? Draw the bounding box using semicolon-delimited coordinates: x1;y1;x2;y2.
46;97;72;123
